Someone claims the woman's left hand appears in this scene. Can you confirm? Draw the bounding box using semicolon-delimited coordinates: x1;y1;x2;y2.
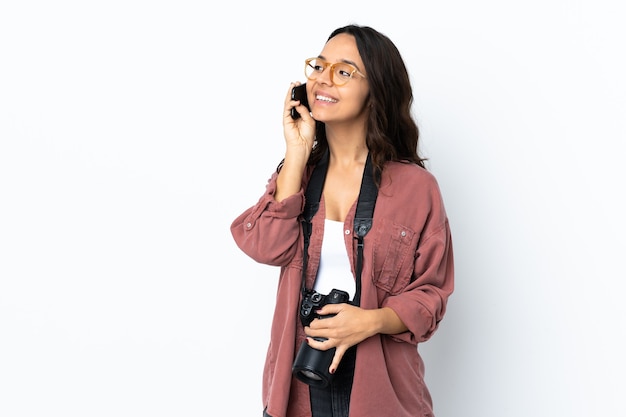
304;303;379;375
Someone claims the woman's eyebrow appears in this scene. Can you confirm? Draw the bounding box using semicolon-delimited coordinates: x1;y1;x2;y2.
318;55;362;70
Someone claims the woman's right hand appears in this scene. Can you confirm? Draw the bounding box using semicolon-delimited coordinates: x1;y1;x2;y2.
283;82;316;160
275;82;317;202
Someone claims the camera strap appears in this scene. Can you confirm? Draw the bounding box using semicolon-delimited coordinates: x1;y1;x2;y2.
301;149;378;306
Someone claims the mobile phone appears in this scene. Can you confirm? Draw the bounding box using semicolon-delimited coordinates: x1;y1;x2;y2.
290;83;310;120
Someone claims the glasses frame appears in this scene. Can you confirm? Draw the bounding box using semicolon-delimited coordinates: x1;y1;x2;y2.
304;57;366;86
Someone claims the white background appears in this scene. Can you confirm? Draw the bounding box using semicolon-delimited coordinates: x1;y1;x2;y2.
1;1;625;416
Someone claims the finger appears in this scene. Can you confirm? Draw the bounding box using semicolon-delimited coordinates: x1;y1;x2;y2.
288;102;302;118
283;83;296;113
308;316;332;332
284;81;303;106
329;346;347;375
304;326;325;342
304;336;331;351
316;303;343;316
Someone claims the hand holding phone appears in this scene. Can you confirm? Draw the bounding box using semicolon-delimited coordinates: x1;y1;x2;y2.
290;83;310;120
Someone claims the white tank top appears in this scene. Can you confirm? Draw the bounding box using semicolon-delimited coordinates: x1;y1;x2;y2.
313;219;355;301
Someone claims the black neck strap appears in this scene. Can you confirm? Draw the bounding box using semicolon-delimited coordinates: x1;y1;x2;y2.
301;150;378;306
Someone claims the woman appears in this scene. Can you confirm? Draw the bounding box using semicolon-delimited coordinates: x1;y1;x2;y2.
231;24;454;417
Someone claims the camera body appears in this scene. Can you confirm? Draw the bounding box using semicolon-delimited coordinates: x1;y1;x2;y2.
299;288;349;328
292;288;350;387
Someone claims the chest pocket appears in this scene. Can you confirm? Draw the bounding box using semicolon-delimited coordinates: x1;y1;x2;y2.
371;218;417;294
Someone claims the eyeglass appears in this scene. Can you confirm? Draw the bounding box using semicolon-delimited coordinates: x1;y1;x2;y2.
304;57;366;86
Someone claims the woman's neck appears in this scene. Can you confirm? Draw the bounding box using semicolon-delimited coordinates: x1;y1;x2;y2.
325;123;368;167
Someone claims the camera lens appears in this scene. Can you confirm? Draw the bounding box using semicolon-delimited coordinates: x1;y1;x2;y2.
292;342;335;387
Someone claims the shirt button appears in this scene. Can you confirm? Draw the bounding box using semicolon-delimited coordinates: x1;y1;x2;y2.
246;222;252;229
401;231;406;237
345;229;350;235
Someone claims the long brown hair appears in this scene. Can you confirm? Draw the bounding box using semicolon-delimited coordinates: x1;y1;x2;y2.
308;25;426;179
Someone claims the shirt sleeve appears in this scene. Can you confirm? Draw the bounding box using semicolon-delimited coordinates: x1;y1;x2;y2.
380;181;455;344
230;171;306;266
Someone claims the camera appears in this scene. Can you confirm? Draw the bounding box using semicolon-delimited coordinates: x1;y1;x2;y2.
292;288;350;387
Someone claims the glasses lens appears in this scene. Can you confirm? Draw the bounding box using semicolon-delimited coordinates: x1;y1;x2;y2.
332;63;355;86
305;58;323;80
